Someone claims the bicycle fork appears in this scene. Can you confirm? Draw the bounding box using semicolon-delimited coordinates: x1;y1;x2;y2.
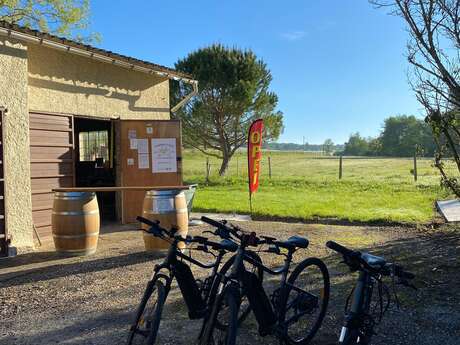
339;271;373;344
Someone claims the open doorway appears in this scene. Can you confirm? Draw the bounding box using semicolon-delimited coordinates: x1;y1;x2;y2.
74;117;116;222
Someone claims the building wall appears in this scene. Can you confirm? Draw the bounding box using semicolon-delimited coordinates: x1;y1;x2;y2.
27;44;171;120
1;38;175;252
0;37;34;251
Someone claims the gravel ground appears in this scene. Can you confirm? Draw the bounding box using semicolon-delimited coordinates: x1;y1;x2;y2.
0;221;459;345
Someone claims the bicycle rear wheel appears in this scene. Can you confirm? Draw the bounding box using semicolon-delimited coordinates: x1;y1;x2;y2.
282;257;330;345
127;279;166;345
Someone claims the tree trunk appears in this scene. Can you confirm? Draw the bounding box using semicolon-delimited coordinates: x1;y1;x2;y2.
219;153;231;176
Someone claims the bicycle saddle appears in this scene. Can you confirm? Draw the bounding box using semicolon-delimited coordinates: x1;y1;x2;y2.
280;236;309;249
219;239;238;252
361;252;386;268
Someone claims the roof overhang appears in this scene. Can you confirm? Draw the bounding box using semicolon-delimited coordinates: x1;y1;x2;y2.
0;22;198;112
0;22;197;85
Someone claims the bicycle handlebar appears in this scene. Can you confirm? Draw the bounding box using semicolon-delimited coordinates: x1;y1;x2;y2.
327;241;415;280
326;241;357;258
201;216;241;240
137;216;236;252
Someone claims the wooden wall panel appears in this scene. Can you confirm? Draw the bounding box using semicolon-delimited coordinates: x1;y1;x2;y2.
119;120;182;223
29;112;74;240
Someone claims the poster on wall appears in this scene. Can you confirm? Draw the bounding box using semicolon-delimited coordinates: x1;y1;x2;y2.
151;138;177;173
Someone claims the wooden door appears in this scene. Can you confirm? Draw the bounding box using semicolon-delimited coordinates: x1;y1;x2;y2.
29;111;75;240
119;120;182;223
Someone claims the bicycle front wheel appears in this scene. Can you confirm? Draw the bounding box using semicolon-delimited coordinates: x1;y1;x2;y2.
282;257;330;345
127;279;166;345
338;327;360;345
218;250;263;325
200;283;240;345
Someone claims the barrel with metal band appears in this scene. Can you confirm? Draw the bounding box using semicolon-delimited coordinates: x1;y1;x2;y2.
141;190;188;252
52;192;100;255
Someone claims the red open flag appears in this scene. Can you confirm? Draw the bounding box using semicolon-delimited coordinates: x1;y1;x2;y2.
248;119;264;196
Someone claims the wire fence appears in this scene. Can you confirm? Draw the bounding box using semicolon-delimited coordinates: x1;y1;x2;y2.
183;151;459;184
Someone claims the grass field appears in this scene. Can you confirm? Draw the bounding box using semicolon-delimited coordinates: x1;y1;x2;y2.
183;150;457;224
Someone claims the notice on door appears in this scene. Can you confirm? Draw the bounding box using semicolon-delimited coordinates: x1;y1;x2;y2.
130;138;137;150
138;154;149;169
137;138;149;169
137;138;149;154
151;138;177;173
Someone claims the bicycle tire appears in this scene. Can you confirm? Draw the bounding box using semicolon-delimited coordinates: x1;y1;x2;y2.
218;250;263;325
282;257;330;345
200;283;240;345
127;279;167;345
339;328;359;345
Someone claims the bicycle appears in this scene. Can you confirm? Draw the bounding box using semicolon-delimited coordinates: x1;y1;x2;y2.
326;241;416;345
199;216;330;345
127;216;263;345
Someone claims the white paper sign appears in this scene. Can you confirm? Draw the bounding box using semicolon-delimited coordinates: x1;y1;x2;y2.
128;129;137;139
151;198;174;213
146;126;153;134
137;138;149;154
127;158;134;166
130;138;138;150
151;138;177;173
138;153;149;169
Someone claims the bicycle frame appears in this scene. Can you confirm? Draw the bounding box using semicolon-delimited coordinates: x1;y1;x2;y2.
147;237;227;314
222;244;315;339
338;270;375;345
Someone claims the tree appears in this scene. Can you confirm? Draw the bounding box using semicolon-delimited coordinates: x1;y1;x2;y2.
0;0;99;42
371;0;460;197
322;139;334;155
368;137;382;156
379;115;436;157
171;44;284;176
343;133;370;156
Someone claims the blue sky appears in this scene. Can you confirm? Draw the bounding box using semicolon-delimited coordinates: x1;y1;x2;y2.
90;1;422;144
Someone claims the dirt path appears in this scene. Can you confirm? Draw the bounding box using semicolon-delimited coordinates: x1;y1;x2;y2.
0;221;459;345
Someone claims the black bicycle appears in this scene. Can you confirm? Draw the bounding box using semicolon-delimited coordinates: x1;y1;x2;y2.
127;216;263;345
326;241;416;345
200;216;330;345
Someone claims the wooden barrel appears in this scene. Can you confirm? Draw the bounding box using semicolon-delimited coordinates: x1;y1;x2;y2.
52;192;100;255
141;190;188;252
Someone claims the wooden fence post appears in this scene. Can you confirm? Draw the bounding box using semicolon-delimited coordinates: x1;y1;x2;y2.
236;156;239;177
413;153;418;182
339;155;343;179
268;156;272;179
205;157;210;184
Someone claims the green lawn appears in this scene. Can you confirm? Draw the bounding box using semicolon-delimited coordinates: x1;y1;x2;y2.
183;150;457;224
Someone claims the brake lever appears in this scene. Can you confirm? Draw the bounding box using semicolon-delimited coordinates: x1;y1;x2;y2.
203;230;215;236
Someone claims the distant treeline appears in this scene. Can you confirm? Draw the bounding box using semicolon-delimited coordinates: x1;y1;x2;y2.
339;115;436;157
263;142;344;152
264;115;437;157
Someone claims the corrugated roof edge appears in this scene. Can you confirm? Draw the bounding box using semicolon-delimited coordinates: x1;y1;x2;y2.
0;20;194;81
